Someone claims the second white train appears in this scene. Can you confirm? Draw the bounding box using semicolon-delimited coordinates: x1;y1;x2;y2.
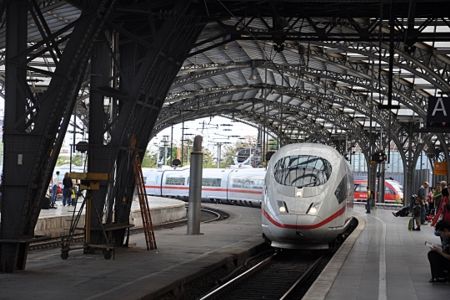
144;167;265;206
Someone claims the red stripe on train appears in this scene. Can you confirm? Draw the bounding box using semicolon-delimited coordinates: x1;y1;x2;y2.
145;185;262;195
262;206;346;230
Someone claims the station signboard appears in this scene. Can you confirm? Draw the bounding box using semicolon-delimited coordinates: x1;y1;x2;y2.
434;161;447;176
427;96;450;129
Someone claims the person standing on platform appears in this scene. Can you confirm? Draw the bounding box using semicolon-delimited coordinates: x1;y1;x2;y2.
62;172;73;207
433;183;443;216
417;181;429;224
427;187;434;216
366;189;371;214
50;171;61;208
427;221;450;282
412;197;422;231
432;181;450;226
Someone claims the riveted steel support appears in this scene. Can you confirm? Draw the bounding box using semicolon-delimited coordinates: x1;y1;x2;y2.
111;24;206;244
83;2;206;246
0;0;29;272
0;1;116;272
88;31;114;244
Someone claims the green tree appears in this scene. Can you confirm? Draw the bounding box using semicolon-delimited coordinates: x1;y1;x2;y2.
221;144;238;167
72;154;84;166
56;156;69;166
202;148;216;168
142;150;157;168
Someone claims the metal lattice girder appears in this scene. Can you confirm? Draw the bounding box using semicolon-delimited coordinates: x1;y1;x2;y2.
160;103;331;145
200;1;450;19
164;82;394;146
159;85;373;150
171;46;437;154
74;22;450;132
171;50;425;137
92;3;206;245
0;0;117;273
255;41;432;118
171;59;413;130
161;96;330;138
311;39;450;94
174;59;428;115
191;11;450;55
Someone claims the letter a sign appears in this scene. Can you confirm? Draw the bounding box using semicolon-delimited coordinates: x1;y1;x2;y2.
427;96;450;128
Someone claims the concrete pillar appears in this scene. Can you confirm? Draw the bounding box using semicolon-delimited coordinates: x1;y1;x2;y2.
187;136;203;235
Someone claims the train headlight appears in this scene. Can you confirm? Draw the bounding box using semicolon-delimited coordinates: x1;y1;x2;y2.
308;206;317;215
306;202;320;215
277;201;289;214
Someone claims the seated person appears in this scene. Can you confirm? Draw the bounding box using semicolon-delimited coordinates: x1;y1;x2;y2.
428;221;450;282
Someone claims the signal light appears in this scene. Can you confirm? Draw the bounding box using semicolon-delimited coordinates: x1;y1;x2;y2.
371;151;387;163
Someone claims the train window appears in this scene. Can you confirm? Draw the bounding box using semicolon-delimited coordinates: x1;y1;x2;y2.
335;176;348;204
354;184;367;192
231;178;261;189
273;155;332;188
165;177;185;185
202;178;221;187
385;187;394;194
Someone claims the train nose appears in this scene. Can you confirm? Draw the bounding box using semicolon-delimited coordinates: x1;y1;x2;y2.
296;214;321;229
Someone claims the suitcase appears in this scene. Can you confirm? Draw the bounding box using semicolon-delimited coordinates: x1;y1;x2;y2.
408;218;414;231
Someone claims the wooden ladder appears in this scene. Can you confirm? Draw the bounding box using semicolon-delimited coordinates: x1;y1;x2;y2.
132;146;157;250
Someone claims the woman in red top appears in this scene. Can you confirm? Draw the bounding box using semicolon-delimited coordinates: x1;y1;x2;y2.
432;184;450;226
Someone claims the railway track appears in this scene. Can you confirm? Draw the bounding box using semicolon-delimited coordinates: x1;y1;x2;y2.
29;206;228;251
199;251;328;300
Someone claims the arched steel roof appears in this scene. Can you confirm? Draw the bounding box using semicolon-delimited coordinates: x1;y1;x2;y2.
1;0;450;155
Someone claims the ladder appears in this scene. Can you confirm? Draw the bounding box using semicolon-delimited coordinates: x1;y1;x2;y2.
132;146;157;250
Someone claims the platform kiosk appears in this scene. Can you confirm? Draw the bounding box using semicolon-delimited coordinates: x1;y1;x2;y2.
61;172;117;260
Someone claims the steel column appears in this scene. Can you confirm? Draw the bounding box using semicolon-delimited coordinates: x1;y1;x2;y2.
0;0;29;272
0;1;116;272
88;31;114;244
93;3;206;245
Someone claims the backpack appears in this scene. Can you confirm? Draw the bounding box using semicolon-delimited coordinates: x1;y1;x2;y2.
408;218;414;230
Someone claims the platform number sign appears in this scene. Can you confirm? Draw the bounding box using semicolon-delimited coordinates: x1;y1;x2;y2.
427;96;450;129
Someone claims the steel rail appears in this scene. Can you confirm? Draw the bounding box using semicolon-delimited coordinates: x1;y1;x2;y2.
279;255;324;300
199;253;277;300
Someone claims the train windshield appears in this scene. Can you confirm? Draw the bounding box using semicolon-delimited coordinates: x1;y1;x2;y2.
273;155;332;188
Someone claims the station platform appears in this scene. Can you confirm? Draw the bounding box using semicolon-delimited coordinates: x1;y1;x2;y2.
305;206;450;300
0;204;263;299
33;196;186;237
1;204;449;299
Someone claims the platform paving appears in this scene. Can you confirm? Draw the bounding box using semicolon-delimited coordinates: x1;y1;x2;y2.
305;206;450;300
0;204;263;300
2;204;448;299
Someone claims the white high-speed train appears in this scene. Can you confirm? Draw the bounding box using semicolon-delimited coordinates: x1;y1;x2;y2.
143;167;265;206
261;143;354;249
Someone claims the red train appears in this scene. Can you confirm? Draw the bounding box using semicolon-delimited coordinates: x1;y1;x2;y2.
353;179;404;204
